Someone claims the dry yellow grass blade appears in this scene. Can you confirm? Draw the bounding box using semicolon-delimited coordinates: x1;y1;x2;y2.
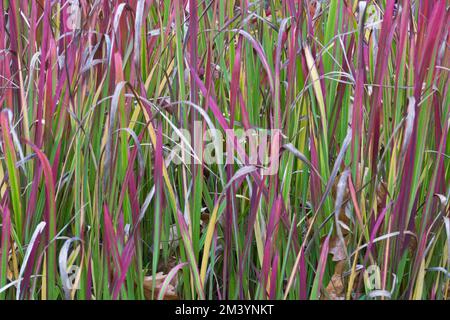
304;45;328;137
413;259;426;300
200;204;219;284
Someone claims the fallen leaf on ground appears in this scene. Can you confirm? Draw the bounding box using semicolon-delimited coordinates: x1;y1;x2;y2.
322;261;346;300
143;272;178;300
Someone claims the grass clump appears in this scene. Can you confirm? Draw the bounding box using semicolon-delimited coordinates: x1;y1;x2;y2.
0;0;449;300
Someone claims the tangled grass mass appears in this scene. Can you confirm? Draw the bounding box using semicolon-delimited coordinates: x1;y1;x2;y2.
0;0;449;300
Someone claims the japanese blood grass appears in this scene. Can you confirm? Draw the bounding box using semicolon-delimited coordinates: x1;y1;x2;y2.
0;0;448;300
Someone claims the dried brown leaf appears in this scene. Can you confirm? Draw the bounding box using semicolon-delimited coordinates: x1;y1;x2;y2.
329;235;348;262
322;261;346;300
143;272;178;300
